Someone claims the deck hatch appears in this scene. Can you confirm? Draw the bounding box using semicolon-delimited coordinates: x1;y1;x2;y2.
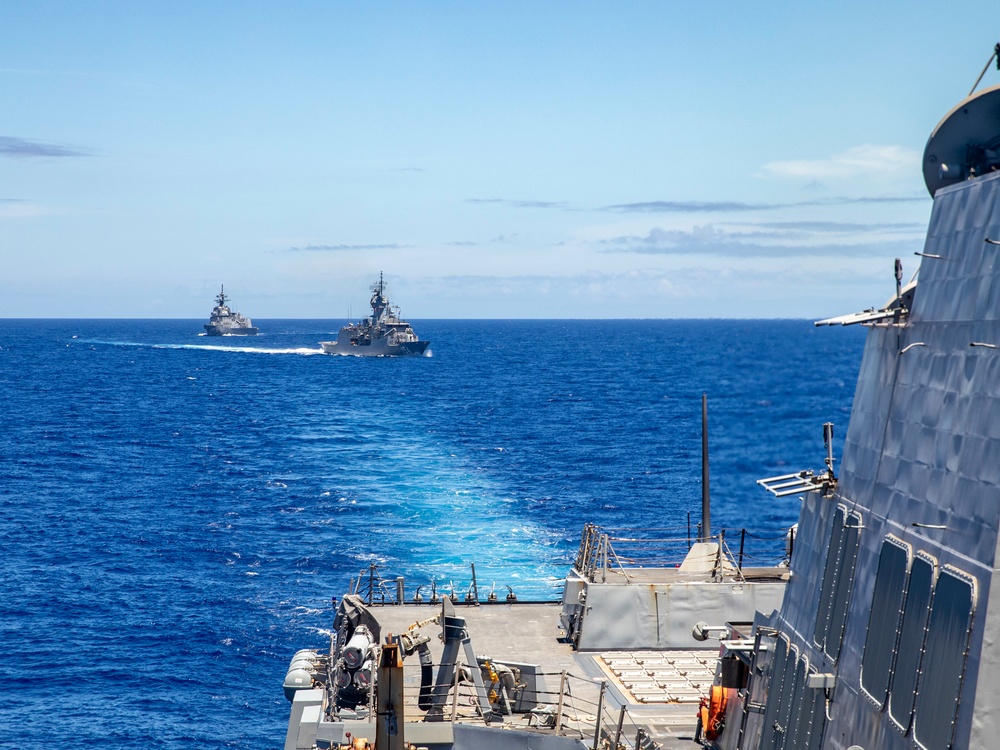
860;536;911;707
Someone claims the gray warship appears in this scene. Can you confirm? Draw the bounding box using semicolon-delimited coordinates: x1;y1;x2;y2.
697;54;1000;750
283;48;1000;750
320;274;429;357
203;285;258;336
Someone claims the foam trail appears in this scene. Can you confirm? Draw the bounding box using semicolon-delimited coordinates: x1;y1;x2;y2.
163;343;326;356
77;340;326;356
301;427;569;599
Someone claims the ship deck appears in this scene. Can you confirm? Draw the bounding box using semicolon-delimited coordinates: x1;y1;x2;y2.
362;601;707;749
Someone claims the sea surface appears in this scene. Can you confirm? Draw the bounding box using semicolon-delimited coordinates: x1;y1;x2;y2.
0;318;864;749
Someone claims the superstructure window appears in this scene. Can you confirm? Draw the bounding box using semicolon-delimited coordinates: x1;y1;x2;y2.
860;537;910;706
759;636;790;750
739;630;779;749
804;671;827;750
913;567;976;750
787;657;812;750
814;506;862;660
786;659;828;750
888;554;934;731
775;648;805;745
759;652;828;750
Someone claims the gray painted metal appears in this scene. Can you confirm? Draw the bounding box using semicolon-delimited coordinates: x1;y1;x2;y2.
426;598;496;722
924;83;1000;196
571;575;785;651
320;274;429;357
203;285;258;335
726;86;1000;750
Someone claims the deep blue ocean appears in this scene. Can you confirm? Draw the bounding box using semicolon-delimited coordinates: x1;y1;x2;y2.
0;319;864;748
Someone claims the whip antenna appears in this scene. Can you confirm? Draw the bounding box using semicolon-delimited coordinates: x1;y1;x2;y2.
969;42;1000;96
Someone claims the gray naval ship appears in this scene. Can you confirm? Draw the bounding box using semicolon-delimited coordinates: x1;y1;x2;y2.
320;274;429;357
283;50;1000;750
698;56;1000;750
203;285;258;336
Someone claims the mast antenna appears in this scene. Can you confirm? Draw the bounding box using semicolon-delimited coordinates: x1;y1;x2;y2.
701;393;711;542
969;42;1000;96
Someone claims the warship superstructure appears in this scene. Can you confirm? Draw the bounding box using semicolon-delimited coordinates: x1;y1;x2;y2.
203;285;258;336
320;274;429;357
700;68;1000;750
283;49;1000;750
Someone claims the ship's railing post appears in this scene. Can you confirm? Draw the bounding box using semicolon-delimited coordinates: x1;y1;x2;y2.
614;704;626;748
584;526;598;581
555;670;567;733
451;662;459;722
594;535;601;582
602;537;632;583
593;530;601;581
592;680;606;750
575;524;590;570
469;563;479;604
739;529;746;572
586;533;595;580
601;534;608;583
715;529;725;578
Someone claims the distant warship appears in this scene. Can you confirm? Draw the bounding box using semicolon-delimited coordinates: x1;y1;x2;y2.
203;286;258;336
320;274;429;357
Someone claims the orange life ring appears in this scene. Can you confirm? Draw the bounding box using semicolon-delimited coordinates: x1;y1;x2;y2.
704;685;730;741
698;699;709;740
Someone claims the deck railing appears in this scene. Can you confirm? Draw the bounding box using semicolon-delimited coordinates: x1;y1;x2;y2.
347;563;529;607
574;522;793;583
333;657;665;749
347;521;794;604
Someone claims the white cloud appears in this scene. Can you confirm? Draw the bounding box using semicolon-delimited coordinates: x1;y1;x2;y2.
0;200;48;219
598;221;922;258
761;145;920;179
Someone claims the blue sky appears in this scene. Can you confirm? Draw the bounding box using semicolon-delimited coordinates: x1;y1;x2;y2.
3;1;1000;318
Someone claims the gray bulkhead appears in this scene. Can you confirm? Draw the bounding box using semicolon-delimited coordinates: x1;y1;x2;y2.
739;171;1000;750
566;569;785;651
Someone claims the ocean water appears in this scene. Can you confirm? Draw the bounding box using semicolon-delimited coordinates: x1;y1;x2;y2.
0;318;864;748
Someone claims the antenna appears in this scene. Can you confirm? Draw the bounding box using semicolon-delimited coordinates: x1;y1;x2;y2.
969;42;1000;96
823;422;835;476
895;258;903;305
701;393;711;542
